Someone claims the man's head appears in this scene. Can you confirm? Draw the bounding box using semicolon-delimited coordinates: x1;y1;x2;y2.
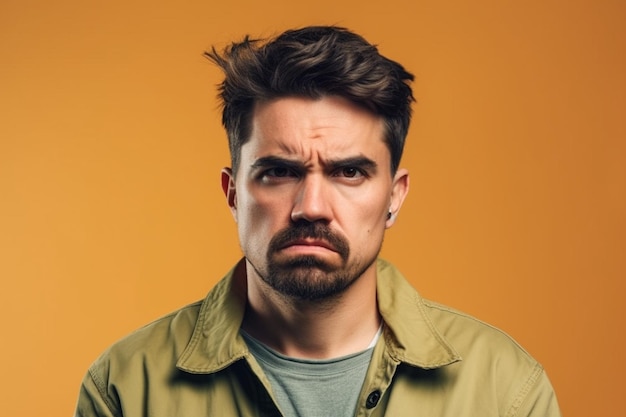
205;26;415;175
209;27;414;302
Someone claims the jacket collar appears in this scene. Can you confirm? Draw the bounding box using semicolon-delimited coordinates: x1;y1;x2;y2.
177;258;460;373
176;259;249;373
375;259;461;368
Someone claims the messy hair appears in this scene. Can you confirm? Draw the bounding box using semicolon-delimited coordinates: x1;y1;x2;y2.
205;26;415;174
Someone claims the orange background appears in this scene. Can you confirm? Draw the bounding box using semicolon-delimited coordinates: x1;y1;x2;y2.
1;0;624;416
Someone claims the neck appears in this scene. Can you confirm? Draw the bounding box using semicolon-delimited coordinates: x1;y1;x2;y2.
241;261;381;359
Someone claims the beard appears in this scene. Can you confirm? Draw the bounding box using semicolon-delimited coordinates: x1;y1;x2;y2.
248;221;379;301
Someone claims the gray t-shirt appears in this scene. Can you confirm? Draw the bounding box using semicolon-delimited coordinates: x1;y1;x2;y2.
242;331;377;417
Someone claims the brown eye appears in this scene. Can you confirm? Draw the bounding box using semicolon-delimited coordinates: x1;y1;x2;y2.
269;167;290;177
344;167;357;177
341;167;363;178
258;166;300;184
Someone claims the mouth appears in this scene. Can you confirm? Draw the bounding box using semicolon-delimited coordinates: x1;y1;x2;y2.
269;223;350;263
279;238;338;253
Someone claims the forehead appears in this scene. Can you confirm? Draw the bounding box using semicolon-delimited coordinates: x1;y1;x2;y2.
244;96;388;160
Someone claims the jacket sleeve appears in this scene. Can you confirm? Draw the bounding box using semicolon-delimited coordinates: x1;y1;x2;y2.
74;369;122;417
509;370;561;417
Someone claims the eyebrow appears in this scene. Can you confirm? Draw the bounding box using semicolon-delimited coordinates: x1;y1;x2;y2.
325;156;378;173
250;155;378;173
250;156;304;171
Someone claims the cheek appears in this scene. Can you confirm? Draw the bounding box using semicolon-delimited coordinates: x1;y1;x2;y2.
236;190;289;238
339;201;387;244
345;189;390;244
338;186;389;224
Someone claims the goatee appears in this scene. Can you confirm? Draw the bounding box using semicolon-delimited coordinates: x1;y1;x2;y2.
249;221;374;301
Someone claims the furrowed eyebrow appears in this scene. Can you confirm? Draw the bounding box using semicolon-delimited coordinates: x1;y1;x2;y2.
326;157;378;173
249;155;378;174
250;156;304;171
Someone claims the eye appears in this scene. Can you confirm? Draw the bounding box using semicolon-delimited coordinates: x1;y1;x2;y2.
266;167;293;177
258;166;300;184
341;167;361;178
334;167;365;178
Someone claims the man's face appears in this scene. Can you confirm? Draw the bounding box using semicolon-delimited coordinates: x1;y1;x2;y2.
222;95;408;301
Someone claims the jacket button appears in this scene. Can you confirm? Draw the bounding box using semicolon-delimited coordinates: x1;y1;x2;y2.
366;390;381;409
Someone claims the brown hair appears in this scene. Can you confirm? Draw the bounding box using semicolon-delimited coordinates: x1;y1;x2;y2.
205;26;415;174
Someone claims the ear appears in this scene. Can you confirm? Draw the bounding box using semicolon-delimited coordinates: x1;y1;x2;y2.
221;167;237;221
385;168;409;229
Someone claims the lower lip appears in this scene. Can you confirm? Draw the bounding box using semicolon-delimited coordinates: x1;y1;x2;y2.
280;244;336;256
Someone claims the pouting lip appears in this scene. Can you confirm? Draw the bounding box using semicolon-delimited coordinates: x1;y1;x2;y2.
278;238;338;252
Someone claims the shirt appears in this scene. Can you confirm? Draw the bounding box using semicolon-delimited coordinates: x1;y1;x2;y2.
75;259;561;416
243;330;375;417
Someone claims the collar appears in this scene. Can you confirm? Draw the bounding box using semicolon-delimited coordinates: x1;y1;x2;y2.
177;259;460;373
375;259;461;368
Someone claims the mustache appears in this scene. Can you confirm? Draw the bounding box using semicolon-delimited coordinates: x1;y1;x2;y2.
268;221;350;261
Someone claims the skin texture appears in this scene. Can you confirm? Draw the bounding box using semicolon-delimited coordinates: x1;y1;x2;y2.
222;95;409;358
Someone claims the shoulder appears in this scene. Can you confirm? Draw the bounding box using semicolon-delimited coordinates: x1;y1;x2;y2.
422;299;536;364
424;300;562;415
78;300;204;414
88;300;203;377
377;259;538;367
424;299;546;401
376;261;560;415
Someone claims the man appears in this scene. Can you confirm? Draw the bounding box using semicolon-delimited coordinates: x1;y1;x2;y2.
75;26;561;416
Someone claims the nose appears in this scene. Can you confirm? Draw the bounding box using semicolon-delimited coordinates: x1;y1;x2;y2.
290;175;333;223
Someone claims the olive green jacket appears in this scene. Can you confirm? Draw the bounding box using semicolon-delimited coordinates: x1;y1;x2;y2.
75;259;561;416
